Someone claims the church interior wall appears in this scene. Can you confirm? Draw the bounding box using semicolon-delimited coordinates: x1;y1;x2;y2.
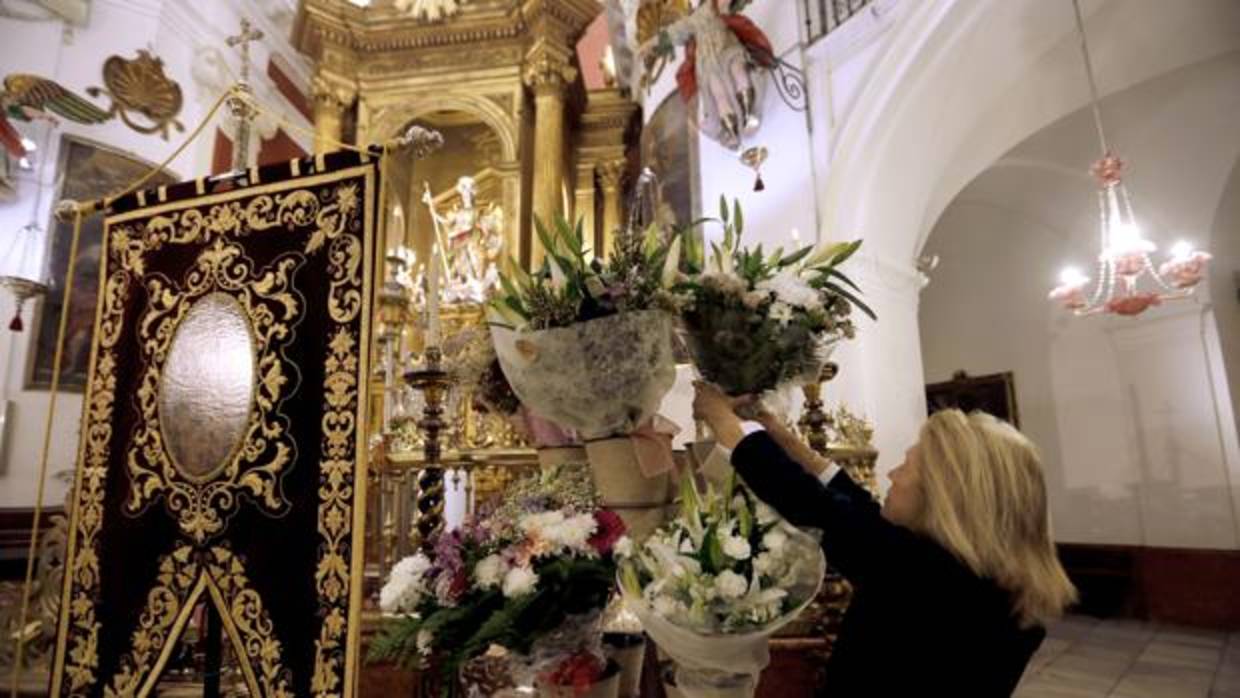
919;54;1240;549
1208;159;1240;531
809;0;1240;489
0;0;312;508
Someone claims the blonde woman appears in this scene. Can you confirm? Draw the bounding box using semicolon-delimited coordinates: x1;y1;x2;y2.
693;382;1076;697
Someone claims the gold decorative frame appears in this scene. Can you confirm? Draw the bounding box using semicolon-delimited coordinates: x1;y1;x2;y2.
126;244;302;543
50;160;376;698
87;50;185;140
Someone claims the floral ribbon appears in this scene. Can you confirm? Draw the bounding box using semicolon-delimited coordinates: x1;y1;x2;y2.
630;414;681;478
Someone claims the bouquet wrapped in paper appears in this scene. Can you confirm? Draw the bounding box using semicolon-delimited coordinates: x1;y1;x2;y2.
369;465;628;697
489;217;685;439
618;469;825;697
678;198;874;397
490;216;688;539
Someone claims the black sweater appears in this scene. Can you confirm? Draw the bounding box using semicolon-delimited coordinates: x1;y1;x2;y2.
732;431;1044;697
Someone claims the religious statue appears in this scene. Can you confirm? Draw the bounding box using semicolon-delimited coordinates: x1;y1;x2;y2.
423;176;504;304
1;73;111;160
637;0;770;151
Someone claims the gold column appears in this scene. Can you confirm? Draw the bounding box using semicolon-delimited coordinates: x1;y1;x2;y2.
312;74;353;154
597;158;626;259
497;159;524;268
524;55;576;265
573;161;597;252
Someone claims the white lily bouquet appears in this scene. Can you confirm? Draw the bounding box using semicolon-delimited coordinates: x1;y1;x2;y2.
678;197;875;399
618;469;825;697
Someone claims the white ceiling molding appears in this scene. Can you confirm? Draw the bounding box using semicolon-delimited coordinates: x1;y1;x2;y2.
32;0;88;24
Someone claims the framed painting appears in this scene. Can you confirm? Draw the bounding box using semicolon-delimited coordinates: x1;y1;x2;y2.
925;370;1021;427
26;136;176;391
640;92;700;229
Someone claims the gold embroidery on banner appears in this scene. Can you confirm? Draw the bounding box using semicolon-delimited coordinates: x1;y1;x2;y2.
310;328;358;696
207;547;294;698
54;165;374;698
124;240;303;543
104;546;293;698
64;269;130;693
105;546;201;697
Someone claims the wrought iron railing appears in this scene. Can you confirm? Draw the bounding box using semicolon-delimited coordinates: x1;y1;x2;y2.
803;0;876;44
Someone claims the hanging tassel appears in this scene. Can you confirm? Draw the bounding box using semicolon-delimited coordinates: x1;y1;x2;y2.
9;309;23;332
741;145;769;193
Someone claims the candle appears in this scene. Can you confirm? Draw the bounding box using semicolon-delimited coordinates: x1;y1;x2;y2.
391;204;404;243
427;242;441;346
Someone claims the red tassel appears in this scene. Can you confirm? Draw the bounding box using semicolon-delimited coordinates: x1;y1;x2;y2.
754;173;765;192
9;311;22;332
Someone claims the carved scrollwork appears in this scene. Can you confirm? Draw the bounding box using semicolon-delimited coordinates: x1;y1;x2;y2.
124;240;303;543
87;50;185;140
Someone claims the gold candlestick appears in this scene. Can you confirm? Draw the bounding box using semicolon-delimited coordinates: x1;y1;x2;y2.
798;361;839;455
405;345;451;551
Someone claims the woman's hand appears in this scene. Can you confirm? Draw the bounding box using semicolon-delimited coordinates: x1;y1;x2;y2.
692;381;746;449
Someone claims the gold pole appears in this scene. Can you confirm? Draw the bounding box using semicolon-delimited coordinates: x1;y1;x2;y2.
9;209;84;698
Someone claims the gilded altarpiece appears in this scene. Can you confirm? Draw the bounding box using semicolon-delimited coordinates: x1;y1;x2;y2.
50;151;378;697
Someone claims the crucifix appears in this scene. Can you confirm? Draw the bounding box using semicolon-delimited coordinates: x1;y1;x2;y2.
225;18;264;170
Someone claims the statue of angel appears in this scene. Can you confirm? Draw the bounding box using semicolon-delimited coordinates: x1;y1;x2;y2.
1;73;111;159
637;0;773;151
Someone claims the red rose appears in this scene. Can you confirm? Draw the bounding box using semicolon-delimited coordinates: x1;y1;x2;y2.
544;651;606;695
588;510;626;555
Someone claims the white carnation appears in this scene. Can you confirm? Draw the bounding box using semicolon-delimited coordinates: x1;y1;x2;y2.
519;510;565;535
543;513;598;551
474;554;506;590
757;270;822;310
768;301;795;326
716;570;749;600
378;580;406;614
392;553;432;580
380;553;433;613
722;535;752;561
753;552;777;576
502;565;539;598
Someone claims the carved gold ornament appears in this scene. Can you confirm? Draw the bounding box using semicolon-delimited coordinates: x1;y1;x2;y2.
393;0;469;22
88;50;185;140
125;240;302;543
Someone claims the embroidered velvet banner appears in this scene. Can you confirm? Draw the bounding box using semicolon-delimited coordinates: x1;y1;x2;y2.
51;151;379;698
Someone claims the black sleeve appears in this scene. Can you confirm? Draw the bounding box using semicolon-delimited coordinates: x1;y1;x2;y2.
731;431;927;586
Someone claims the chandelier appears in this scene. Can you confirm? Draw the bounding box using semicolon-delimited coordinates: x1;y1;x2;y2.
1048;0;1209;317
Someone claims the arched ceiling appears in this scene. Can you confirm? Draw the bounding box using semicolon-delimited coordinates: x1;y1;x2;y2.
825;0;1240;264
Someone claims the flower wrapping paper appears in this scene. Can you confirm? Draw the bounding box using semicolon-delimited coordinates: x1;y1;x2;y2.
491;310;677;439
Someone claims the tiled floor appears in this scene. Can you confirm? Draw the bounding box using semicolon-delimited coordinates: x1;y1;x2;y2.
1015;616;1240;697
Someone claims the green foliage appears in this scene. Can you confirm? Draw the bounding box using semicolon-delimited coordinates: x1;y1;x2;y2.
488;215;684;330
675;197;877;395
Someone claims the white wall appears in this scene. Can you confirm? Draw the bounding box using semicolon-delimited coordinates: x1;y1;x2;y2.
0;0;312;507
920;54;1240;548
642;0;921;473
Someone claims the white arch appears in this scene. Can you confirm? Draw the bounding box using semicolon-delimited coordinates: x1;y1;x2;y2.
824;0;1240;263
369;93;519;162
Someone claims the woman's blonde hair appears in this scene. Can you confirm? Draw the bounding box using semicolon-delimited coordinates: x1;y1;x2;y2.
914;409;1077;626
